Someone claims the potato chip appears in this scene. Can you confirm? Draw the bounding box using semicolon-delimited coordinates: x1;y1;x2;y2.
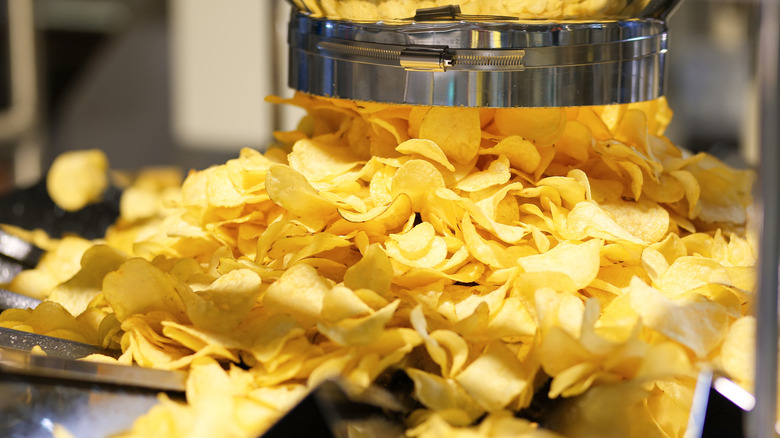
565;201;648;244
517;239;602;290
455;341;534;411
288;138;363;182
46;149;109;211
628;277;730;358
406;368;485;426
391;160;446;211
719;316;755;387
396;138;456;172
263;263;330;327
178;268;261;332
419;107;481;165
103;258;189;323
455;155;511;192
265;164;338;220
656;256;732;298
554;120;592;162
225;148;274;192
317;299;399;346
48;245;126;316
494;107;566;146
343;243;393;294
480;136;541;174
0;300;96;344
599;198;670;243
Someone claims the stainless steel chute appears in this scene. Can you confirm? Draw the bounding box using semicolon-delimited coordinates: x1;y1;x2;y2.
287;2;681;107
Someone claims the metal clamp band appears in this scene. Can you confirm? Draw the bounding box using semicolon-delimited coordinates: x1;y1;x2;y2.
399;47;452;72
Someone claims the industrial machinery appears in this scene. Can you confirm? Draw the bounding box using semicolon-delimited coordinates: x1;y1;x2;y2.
0;0;777;437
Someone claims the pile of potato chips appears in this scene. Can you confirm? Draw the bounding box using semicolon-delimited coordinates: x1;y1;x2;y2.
0;92;760;437
292;0;633;20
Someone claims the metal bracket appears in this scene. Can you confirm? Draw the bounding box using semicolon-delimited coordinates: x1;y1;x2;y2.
411;4;518;22
399;47;452;72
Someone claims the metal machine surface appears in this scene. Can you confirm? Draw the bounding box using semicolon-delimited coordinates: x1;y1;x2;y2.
287;2;681;108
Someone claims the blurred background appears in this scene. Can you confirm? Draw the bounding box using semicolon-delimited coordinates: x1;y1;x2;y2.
0;0;760;194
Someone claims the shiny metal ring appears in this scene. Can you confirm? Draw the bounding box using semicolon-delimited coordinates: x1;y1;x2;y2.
288;11;670;107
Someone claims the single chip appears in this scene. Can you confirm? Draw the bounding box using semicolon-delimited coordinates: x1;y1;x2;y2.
321;284;373;323
103;258;189;323
455;340;533;411
406;368;485;426
599;198;670;244
179;268;261;332
343;244;394;294
390;160;446;211
265;164;338;219
517;239;603;290
317;299;399;346
480;136;541;174
263;263;330;328
719;316;755;387
628;277;730;358
494;107;566;146
555;120;592;162
46;149;109;211
419;107;482;164
396;138;456;171
455;155;511;192
656;256;732;298
395;222;436;256
288;138;363;182
48;244;126;316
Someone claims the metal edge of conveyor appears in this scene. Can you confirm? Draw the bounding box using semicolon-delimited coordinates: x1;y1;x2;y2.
750;0;780;435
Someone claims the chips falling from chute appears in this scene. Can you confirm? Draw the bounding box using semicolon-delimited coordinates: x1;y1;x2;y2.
0;91;758;438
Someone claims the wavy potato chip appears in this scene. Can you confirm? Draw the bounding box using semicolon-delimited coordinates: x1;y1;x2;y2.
494;107;566;146
46;149;109;211
49;245;126;316
265;164;337;219
481;136;541;174
391;159;446;210
517;239;603;289
396;138;456;172
455;340;534;411
419;107;481;165
628;277;730;358
178;268;261;332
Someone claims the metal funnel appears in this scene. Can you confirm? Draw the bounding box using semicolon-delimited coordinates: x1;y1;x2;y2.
287;3;680;107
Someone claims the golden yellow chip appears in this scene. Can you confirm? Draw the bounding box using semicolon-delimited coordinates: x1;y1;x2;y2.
265;164;338;219
46;149;109;211
396;138;456;171
455;341;533;411
628;277;730;358
481;136;541;174
517;239;602;290
48;245;126;316
494;107;566;146
419;107;481;165
391;160;446;211
103;258;188;322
